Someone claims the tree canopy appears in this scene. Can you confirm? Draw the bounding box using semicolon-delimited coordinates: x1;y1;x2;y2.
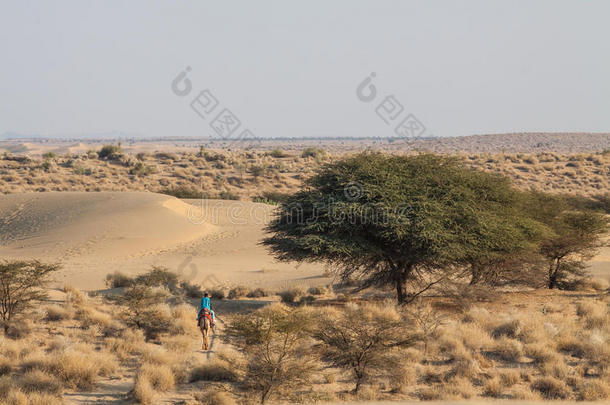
263;153;548;303
0;260;60;333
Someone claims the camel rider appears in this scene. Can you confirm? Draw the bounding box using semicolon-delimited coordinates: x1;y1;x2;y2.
197;292;215;326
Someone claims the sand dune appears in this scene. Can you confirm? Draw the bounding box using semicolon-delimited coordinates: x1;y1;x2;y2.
0;192;328;289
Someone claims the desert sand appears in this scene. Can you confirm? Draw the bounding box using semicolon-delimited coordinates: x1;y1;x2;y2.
0;192;329;290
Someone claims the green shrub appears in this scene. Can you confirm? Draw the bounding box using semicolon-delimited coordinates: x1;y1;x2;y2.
301;147;326;159
252;191;290;204
134;267;178;290
98;144;123;160
42;152;57;160
218;191;240;200
158;187;207;199
267;148;290;158
129;162;156;176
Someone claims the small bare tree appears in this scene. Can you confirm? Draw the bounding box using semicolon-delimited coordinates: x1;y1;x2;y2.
314;303;413;392
224;304;317;404
0;260;59;333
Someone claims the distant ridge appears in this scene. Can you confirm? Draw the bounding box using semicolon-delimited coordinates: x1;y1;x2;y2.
405;132;609;154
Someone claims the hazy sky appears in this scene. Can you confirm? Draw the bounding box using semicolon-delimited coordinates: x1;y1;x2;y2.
1;1;609;139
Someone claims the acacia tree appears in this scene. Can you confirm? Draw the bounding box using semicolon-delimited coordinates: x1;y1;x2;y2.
224;304;317;404
0;260;59;333
523;192;608;289
263;153;545;303
314;303;412;392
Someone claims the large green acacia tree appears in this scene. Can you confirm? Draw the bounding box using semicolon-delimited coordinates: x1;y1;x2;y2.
263;153;545;303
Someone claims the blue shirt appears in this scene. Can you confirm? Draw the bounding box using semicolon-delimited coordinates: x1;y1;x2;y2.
200;296;211;311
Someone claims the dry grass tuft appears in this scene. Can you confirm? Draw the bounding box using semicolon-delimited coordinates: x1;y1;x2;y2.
483;376;504;398
579;378;610;400
136;363;175;392
190;360;239;383
17;369;63;396
490;337;523;362
530;376;572;399
134;374;155;404
45;305;72;322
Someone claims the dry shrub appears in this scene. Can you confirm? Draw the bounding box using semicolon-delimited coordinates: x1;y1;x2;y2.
490;337;523;362
209;289;225;300
277;288;302;304
75;306;113;329
388;363;417;393
355;384;381;400
106;329;145;361
419;366;443;385
45;305;72;322
436;333;471;362
180;281;203;298
246;288;268;298
418;386;442;400
105;271;134;288
531;376;572;399
492;319;523;339
134;374;155;404
26;393;63;405
190;360;238;382
524;343;560;365
419;377;474;400
63;285;87;306
579;378;610;400
24;346;117;390
510;385;541;400
306;286;327;295
4;390;28;405
483;376;504;398
17;369;63;396
455;322;493;352
0;356;12;376
589;278;610;292
195;391;237;405
225;304;317;402
315;303;412;392
5;320;32;339
228;286;249;299
136;363;175;392
447;358;481;380
499;369;520;387
140;347;174;367
539;357;569;379
169;304;198;336
556;334;587;357
161;335;192;352
576;300;608;329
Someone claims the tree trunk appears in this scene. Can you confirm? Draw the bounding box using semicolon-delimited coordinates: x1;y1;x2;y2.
393;264;411;304
548;260;560;289
470;267;481;285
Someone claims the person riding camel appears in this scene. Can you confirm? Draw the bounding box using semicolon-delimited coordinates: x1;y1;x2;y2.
197;292;215;327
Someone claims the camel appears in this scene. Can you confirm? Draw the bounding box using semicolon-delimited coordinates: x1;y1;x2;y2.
200;315;211;351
